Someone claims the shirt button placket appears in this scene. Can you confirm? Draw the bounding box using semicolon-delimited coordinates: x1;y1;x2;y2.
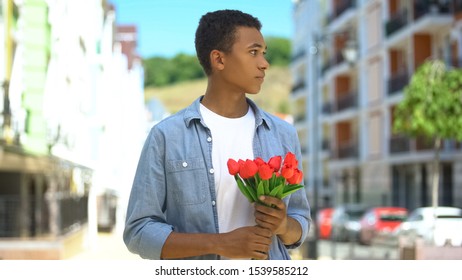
206;135;215;208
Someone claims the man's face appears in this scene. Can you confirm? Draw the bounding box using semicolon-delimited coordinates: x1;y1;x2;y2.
221;26;269;94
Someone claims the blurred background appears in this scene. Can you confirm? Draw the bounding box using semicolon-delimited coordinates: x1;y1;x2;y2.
1;0;462;260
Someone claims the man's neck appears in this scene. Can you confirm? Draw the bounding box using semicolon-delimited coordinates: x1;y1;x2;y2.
201;88;248;118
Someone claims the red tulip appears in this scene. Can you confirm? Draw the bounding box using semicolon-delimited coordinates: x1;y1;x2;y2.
254;157;266;166
281;166;294;179
287;168;303;184
258;163;273;180
239;159;258;179
227;159;240;175
283;152;298;168
268;155;282;172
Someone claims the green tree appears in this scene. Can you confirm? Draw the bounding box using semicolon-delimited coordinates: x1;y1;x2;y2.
143;53;204;87
169;53;204;83
143;56;172;87
393;59;462;208
265;37;291;66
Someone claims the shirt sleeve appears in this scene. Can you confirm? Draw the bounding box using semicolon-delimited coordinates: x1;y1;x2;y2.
123;128;173;259
284;128;312;249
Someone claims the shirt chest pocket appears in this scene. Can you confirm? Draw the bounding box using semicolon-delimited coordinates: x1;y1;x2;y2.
166;158;208;205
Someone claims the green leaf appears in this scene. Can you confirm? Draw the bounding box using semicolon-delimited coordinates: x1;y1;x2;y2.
235;175;255;202
244;177;256;189
269;174;276;191
264;180;270;195
247;187;258;202
269;184;284;197
281;184;304;199
257;180;265;198
254;174;261;187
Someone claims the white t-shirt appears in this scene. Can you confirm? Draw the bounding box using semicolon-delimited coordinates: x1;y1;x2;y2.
200;103;256;234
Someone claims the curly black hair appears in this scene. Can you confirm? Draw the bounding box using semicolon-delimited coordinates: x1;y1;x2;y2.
195;9;262;76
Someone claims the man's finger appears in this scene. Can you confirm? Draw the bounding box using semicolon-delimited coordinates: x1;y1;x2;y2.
259;196;285;209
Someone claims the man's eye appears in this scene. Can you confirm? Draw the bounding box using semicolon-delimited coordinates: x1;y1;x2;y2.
250;50;257;55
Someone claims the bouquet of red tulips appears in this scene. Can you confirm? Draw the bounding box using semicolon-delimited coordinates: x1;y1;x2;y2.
227;152;304;205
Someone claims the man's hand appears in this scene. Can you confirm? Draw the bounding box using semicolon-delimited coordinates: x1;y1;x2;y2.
219;226;272;260
254;196;288;235
161;226;272;260
254;196;302;246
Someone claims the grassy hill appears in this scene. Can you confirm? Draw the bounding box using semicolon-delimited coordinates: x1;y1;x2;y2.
144;66;292;115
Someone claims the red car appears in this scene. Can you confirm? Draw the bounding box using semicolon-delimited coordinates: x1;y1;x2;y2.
359;207;408;245
317;208;334;239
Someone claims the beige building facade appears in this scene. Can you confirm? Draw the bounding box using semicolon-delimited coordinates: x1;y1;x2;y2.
291;0;462;211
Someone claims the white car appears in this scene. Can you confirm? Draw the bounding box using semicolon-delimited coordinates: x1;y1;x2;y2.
396;206;462;247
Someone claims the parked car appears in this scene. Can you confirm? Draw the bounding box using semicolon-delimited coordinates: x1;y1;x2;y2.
359;207;408;245
331;204;368;242
317;208;334;240
395;206;462;247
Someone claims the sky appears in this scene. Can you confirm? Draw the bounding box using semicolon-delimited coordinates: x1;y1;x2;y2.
109;0;294;59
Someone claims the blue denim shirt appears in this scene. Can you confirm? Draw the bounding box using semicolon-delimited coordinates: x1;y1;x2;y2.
123;96;311;260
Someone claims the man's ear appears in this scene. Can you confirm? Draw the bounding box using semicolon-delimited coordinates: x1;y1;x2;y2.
210;50;225;71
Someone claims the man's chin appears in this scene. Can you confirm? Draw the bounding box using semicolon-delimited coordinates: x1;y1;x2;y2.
246;89;261;95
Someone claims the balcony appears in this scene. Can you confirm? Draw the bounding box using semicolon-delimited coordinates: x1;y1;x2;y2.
326;0;356;24
336;91;358;112
389;135;411;154
387;71;409;96
389;135;439;154
321;138;330;151
385;2;453;40
321;91;357;115
414;1;451;20
322;102;333;115
411;1;453;34
322;51;345;74
291;80;306;93
385;9;409;37
335;141;358;159
416;136;434;151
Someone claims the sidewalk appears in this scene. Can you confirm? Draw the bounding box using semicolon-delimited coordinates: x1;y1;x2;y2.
69;232;312;260
68;231;141;260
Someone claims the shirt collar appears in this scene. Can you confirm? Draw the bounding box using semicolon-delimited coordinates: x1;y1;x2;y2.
183;95;271;130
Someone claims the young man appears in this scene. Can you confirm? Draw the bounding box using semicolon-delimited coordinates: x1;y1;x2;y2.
123;9;311;260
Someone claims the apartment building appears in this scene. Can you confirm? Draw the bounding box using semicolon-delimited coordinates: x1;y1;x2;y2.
0;0;146;259
291;0;462;212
